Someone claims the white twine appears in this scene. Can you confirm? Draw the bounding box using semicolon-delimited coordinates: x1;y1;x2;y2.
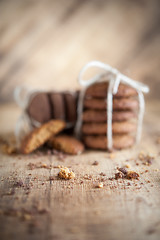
75;60;149;150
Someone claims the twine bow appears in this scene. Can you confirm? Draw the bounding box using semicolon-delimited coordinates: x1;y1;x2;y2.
75;61;149;150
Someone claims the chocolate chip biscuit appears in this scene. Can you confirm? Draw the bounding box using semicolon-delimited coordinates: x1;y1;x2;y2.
21;120;65;154
83;110;136;122
83;135;135;150
63;92;78;123
85;82;137;98
84;98;138;111
82;121;136;135
48;135;84;155
27;93;51;124
49;92;65;120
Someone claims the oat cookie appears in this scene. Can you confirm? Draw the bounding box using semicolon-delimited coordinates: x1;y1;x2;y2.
82;121;136;135
21;120;65;154
48;135;84;155
83;135;135;150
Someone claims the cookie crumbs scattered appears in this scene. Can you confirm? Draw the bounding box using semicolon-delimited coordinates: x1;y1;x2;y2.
100;172;106;176
92;161;99;166
138;152;154;165
83;174;92;180
115;167;139;180
28;162;52;170
58;167;75;180
96;183;103;188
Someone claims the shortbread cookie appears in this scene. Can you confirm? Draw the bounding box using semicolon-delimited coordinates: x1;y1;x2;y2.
21;120;65;154
83;110;136;122
85;82;137;98
27;93;51;123
84;98;138;111
49;92;65;120
83;135;134;150
48;135;84;155
82;121;136;135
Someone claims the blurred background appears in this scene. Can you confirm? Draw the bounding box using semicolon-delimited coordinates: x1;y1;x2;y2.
0;0;160;103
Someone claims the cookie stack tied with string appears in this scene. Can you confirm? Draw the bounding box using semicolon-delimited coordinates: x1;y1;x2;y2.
75;61;149;151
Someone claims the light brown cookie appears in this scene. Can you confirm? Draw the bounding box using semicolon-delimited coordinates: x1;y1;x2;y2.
84;98;138;111
21;120;65;154
82;121;136;135
83;135;135;150
27;92;51;124
48;135;84;155
85;82;137;98
83;110;136;122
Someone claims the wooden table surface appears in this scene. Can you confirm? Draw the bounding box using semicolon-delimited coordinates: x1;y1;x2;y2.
0;101;160;240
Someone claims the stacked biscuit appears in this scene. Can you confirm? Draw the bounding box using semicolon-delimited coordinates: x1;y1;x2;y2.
27;91;78;131
82;81;139;150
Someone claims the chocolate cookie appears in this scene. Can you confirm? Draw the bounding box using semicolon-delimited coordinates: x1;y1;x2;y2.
83;135;135;150
82;121;136;135
84;98;138;111
27;92;51;124
83;110;136;122
63;92;78;123
21;120;65;154
48;135;84;155
85;82;137;98
49;92;65;120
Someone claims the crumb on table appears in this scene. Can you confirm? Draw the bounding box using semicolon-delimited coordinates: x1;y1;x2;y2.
58;167;75;180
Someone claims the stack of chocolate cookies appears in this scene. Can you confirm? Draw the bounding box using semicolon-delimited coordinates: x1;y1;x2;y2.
27;91;78;132
82;81;139;150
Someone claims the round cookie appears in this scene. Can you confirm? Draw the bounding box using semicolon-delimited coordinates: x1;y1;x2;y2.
82;121;136;135
84;98;138;111
83;135;135;150
49;92;65;120
21;120;65;154
85;82;137;98
63;92;78;123
83;110;136;122
27;92;51;124
48;135;84;155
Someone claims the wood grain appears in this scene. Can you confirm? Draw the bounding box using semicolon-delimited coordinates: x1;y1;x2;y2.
0;0;160;102
0;101;160;240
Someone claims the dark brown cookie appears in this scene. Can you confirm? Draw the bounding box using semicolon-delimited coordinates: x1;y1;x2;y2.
82;121;136;135
27;92;51;124
84;98;138;111
49;92;65;120
63;92;78;123
85;82;137;98
83;110;136;122
21;120;65;154
48;135;84;155
83;135;135;150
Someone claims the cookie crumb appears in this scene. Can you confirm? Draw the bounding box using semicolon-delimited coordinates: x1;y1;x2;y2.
92;161;99;166
127;171;139;180
125;164;131;168
96;183;103;188
115;168;139;180
58;167;75;180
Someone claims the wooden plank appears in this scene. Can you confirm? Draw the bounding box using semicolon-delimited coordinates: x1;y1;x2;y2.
0;101;160;240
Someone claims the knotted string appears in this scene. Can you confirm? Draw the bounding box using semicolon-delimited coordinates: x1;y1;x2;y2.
75;60;149;150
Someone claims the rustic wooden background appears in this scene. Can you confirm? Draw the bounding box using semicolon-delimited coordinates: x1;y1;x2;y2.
0;0;160;103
